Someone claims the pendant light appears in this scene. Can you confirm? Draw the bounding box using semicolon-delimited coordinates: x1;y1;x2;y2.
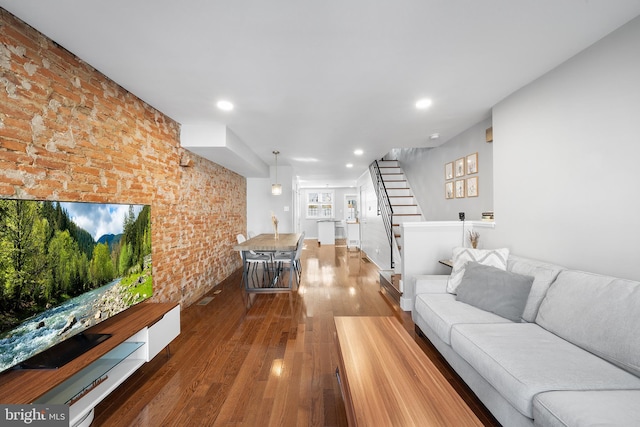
272;150;282;195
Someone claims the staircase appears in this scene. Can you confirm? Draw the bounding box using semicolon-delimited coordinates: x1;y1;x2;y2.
378;160;423;254
370;160;423;298
377;160;423;252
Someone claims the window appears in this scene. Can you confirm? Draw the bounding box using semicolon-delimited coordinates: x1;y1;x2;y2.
306;190;334;218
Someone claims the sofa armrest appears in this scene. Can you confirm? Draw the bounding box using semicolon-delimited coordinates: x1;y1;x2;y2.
414;275;449;295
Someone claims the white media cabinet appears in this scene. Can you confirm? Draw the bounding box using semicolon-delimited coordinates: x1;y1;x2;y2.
0;302;180;427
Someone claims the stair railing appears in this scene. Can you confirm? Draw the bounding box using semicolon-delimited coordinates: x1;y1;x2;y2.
369;160;394;268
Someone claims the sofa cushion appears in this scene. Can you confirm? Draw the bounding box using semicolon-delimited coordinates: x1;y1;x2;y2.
456;262;533;322
536;270;640;377
447;247;509;293
533;390;640;427
506;255;564;322
414;293;511;345
414;275;449;294
450;323;640;418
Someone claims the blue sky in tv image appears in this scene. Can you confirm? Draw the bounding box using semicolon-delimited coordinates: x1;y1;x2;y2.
0;278;121;373
60;202;143;241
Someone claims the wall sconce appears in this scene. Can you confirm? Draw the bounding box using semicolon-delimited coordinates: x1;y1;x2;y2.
179;151;193;167
272;150;282;195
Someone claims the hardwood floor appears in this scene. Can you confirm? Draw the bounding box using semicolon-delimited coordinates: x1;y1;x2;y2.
93;239;499;426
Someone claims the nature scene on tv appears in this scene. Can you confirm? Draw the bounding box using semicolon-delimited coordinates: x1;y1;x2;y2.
0;200;152;372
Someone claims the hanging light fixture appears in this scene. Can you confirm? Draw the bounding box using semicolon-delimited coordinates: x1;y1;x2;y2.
272;150;282;195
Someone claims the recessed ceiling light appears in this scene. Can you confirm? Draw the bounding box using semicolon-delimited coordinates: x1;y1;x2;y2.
415;98;432;109
354;149;364;155
216;100;234;111
429;133;440;140
346;163;353;168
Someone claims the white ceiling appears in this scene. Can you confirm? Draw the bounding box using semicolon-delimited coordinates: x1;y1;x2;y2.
3;1;640;186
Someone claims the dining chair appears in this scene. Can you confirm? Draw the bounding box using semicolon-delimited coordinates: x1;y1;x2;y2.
291;232;305;281
272;232;305;288
246;231;272;257
236;234;271;287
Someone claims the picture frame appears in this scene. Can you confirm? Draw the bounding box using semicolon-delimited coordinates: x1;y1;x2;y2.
445;162;454;180
466;152;478;175
466;176;478;197
455;158;465;177
445;181;454;199
455;179;465;198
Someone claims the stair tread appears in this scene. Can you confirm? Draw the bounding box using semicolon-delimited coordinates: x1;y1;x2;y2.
372;160;418;267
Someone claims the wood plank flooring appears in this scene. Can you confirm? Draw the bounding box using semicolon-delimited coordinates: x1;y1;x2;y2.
93;240;499;426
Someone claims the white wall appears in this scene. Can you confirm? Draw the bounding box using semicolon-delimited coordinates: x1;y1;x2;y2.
358;170;392;270
247;165;294;236
485;15;640;280
391;117;494;221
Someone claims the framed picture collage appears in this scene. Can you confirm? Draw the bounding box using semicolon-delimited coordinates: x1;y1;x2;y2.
445;152;478;199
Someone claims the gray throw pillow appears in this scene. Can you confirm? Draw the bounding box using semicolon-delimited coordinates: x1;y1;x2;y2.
447;247;509;294
455;262;534;322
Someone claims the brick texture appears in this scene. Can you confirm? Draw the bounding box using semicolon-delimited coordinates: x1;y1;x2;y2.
0;10;246;308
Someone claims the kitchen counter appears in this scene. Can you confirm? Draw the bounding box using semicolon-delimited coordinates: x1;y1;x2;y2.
317;219;340;245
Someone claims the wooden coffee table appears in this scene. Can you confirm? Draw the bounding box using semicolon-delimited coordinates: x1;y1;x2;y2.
334;316;483;426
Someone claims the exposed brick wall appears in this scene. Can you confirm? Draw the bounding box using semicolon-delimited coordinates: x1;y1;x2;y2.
0;9;245;308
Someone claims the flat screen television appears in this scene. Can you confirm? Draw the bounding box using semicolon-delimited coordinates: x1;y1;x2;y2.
0;199;152;372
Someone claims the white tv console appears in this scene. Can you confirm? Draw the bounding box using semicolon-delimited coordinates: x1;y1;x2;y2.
0;303;180;427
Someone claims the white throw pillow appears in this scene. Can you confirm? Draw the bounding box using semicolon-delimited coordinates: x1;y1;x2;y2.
446;247;510;294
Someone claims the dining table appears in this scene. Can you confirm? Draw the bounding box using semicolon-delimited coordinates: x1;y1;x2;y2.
233;233;301;292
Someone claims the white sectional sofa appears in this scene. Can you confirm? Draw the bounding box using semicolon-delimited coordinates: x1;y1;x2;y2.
412;253;640;427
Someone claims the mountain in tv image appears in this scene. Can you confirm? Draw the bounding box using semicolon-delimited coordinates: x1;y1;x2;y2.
97;233;123;251
0;199;152;373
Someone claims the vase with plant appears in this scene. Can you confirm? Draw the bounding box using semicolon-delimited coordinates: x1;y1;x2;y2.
468;230;480;248
271;212;279;240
